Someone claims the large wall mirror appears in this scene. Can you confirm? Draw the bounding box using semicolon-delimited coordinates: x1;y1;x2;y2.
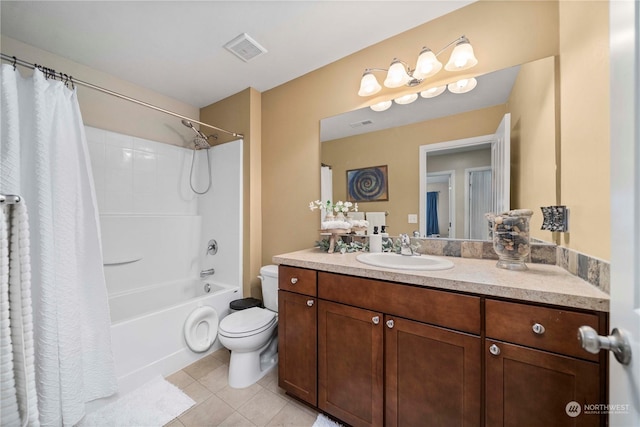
320;56;558;242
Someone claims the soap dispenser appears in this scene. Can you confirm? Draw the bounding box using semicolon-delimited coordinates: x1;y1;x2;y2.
370;226;382;253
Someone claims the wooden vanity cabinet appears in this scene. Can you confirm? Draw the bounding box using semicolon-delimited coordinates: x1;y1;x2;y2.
277;266;317;406
317;272;482;427
318;300;384;427
278;266;608;427
385;316;482;427
485;299;607;427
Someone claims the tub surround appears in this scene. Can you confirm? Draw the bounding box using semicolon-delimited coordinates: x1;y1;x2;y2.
273;248;609;312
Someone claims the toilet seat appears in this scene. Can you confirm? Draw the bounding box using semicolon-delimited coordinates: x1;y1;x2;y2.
219;307;277;338
184;306;219;353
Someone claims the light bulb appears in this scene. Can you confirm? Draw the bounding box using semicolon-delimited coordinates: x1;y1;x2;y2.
394;93;419;105
445;41;478;71
420;85;446;98
447;77;477;94
384;60;411;88
358;71;382;97
370;100;392;112
413;48;442;80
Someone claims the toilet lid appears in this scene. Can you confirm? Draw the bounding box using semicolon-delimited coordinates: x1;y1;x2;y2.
219;307;276;336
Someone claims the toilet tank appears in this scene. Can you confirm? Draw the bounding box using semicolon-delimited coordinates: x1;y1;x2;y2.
259;265;279;312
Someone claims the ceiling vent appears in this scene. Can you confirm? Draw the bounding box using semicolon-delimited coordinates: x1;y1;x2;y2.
349;119;374;128
224;33;267;62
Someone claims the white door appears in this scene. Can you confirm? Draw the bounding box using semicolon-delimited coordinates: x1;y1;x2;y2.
491;113;510;214
466;167;492;240
608;1;640;425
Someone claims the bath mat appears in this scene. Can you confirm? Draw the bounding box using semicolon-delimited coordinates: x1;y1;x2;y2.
313;413;344;427
78;375;195;426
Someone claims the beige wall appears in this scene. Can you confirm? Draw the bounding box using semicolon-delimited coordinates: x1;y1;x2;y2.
1;36;199;146
200;89;263;298
261;0;560;265
508;55;558;241
559;0;610;260
4;0;612;267
263;0;612;263
322;105;505;238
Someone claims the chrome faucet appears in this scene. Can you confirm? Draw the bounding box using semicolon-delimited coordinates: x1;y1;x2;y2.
399;234;415;256
200;268;215;278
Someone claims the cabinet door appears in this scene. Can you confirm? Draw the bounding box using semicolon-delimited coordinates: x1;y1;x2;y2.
278;290;317;405
385;316;481;427
318;300;384;427
485;340;601;427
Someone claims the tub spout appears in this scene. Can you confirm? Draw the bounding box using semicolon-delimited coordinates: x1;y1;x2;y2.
200;268;215;278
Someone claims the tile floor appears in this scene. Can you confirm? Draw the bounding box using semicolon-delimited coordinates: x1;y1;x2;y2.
165;348;319;426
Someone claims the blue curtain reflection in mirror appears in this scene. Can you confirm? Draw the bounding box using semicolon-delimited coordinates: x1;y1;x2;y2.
427;191;440;236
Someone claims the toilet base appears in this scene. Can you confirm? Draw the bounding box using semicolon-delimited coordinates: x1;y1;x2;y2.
228;335;278;389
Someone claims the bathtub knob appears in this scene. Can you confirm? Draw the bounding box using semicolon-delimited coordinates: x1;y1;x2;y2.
307;300;314;307
290;277;298;285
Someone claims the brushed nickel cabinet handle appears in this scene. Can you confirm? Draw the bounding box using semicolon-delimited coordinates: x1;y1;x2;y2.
290;277;298;284
306;300;314;307
532;323;546;335
386;319;395;329
372;316;380;325
489;344;501;356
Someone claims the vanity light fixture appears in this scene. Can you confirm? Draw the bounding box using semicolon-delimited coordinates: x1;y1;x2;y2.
358;35;478;98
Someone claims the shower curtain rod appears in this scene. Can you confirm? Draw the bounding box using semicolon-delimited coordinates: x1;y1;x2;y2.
1;53;244;139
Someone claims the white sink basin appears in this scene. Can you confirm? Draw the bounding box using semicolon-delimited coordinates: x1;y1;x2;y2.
356;252;454;271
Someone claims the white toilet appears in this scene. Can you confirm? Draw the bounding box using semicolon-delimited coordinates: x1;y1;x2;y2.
218;264;279;388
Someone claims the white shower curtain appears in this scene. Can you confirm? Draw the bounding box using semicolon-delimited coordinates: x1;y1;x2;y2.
1;201;39;427
0;64;117;425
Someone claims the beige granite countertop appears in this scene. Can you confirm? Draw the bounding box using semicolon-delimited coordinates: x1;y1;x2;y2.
273;248;610;312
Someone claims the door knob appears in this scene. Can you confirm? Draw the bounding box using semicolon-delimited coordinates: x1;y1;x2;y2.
577;326;632;365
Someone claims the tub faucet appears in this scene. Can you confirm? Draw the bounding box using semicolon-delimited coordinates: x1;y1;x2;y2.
200;268;215;278
399;234;415;256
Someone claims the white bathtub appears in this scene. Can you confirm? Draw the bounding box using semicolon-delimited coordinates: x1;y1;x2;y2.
108;278;241;395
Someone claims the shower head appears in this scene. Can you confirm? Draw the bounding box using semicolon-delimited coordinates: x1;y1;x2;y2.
182;119;203;136
181;119;218;149
193;136;211;150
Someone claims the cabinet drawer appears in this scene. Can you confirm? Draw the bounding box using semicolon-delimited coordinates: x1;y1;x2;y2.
485;299;600;361
279;266;317;296
318;272;481;334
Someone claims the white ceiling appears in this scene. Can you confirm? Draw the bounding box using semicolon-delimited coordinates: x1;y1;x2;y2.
0;1;475;108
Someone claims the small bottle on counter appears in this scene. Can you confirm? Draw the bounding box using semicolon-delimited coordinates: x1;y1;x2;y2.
370;226;382;253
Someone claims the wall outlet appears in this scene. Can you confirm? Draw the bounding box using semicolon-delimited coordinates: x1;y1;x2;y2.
408;214;418;224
